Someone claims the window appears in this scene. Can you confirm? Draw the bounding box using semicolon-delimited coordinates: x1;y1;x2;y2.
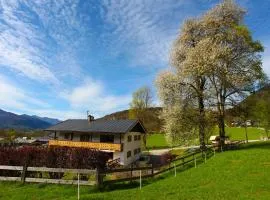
134;135;137;141
80;134;90;142
127;151;131;158
134;148;141;155
138;135;141;140
100;135;114;143
71;133;74;140
134;149;137;155
64;133;69;140
128;135;132;142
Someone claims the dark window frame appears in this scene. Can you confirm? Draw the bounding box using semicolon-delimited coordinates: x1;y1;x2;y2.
127;135;132;142
134;135;137;141
64;133;70;140
80;134;90;142
138;135;141;141
134;149;137;155
127;151;131;158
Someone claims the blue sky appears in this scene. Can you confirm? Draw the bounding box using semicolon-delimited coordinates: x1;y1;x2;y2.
0;0;270;120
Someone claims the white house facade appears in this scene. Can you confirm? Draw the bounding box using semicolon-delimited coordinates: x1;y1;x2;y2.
45;117;146;166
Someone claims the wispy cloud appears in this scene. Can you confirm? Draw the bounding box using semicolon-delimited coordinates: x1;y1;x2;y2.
100;0;195;67
0;0;59;84
0;74;91;120
0;74;49;110
0;0;90;85
62;78;131;117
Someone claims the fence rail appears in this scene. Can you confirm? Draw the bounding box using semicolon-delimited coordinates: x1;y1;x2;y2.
0;165;96;186
0;165;96;174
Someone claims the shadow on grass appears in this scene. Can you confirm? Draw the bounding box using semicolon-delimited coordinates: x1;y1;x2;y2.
99;175;167;192
238;141;270;151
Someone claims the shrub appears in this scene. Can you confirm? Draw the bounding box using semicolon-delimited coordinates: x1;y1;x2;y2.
0;146;110;170
159;152;176;166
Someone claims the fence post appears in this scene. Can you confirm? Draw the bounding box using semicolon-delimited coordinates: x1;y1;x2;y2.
130;164;133;183
204;152;206;163
139;170;142;190
21;163;27;183
77;173;80;200
174;163;176;177
21;154;29;184
151;164;154;176
214;148;216;157
194;156;197;168
95;168;103;188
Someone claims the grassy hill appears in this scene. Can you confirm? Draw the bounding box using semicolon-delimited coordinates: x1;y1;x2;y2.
1;141;269;200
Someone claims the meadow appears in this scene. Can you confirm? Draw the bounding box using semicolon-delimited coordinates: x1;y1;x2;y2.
145;133;169;149
225;127;266;140
1;141;269;200
145;127;267;149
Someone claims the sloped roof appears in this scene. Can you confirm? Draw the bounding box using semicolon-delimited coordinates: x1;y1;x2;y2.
45;119;146;134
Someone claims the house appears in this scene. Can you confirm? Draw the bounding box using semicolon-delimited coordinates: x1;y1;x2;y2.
34;135;54;145
14;137;36;144
45;115;146;166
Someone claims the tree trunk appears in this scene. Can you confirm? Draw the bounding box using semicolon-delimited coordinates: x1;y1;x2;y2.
198;96;206;150
218;114;225;149
198;78;206;150
217;93;226;149
244;125;248;143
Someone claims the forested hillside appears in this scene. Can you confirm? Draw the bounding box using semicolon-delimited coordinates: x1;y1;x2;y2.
101;107;163;133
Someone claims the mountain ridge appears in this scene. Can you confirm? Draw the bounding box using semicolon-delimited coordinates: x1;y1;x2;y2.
0;109;61;130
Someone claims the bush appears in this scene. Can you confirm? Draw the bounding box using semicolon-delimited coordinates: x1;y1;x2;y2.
159;152;176;166
0;146;110;170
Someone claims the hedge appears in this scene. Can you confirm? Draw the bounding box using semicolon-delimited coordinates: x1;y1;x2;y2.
0;146;110;170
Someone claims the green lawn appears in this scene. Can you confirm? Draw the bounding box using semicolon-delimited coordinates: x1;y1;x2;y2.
146;127;266;149
146;133;169;149
224;127;266;140
1;141;270;200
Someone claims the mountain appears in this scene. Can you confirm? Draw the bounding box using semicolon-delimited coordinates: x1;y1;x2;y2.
31;115;61;125
0;109;60;130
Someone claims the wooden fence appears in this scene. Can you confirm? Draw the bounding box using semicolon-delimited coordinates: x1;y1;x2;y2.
0;148;214;187
101;147;214;185
0;165;96;185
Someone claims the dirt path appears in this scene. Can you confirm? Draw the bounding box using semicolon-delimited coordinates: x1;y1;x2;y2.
145;145;200;155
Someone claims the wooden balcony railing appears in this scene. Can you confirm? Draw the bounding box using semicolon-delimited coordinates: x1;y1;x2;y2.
49;140;123;152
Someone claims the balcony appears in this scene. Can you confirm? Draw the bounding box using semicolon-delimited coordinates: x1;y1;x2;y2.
48;140;123;152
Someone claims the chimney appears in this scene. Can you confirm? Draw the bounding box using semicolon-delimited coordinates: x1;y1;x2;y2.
87;115;94;123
